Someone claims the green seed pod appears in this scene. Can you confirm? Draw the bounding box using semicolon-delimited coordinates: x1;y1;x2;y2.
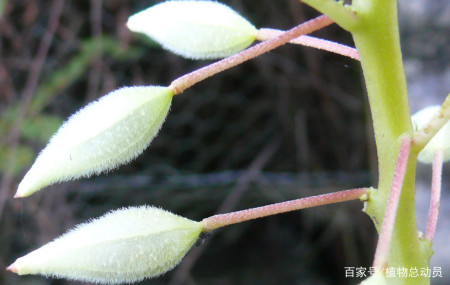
127;0;257;59
16;86;173;197
7;206;203;284
359;272;387;284
412;105;450;163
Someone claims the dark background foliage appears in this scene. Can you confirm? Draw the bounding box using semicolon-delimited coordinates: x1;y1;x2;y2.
0;0;447;284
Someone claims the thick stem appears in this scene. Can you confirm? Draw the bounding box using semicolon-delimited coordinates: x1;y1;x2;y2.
372;137;410;271
349;0;429;283
304;0;431;283
169;15;333;94
425;149;444;241
256;29;360;60
201;188;368;232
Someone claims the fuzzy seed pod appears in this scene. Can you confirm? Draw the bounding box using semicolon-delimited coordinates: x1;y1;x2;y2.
359;272;387;284
412;105;450;163
7;206;203;284
127;0;257;59
16;86;173;197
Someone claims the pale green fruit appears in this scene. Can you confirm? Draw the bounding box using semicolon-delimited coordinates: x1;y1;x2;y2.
16;86;173;197
8;206;203;284
412;105;450;163
359;272;387;284
127;0;257;59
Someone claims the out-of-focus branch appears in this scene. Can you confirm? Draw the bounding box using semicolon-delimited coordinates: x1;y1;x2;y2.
0;0;66;221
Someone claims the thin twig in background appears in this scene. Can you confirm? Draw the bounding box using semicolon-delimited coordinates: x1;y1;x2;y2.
169;138;281;285
0;0;66;221
86;0;103;103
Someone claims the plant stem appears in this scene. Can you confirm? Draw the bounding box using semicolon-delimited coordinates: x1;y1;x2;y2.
425;149;443;241
346;1;432;283
256;29;360;60
169;15;333;95
301;0;358;31
372;137;410;271
302;0;431;283
201;188;368;232
412;94;450;154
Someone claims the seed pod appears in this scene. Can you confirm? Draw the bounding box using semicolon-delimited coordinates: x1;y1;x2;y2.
412;105;450;163
359;272;387;284
7;206;203;284
16;86;173;197
127;0;257;59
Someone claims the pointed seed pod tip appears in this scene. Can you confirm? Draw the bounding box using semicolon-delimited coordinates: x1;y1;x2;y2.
8;206;203;284
16;86;173;197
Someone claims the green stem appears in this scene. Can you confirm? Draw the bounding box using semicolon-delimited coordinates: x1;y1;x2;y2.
412;94;450;153
302;0;433;283
352;0;433;283
351;0;432;283
301;0;358;31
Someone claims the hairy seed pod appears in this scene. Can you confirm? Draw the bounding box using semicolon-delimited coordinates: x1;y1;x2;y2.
7;206;203;284
127;0;257;59
359;272;387;284
16;86;173;197
412;105;450;163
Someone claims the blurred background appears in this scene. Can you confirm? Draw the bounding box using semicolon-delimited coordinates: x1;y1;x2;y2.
0;0;448;284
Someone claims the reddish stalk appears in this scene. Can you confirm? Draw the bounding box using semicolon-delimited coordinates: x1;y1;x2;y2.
201;187;368;232
256;29;360;60
425;149;444;241
169;15;333;95
372;137;411;271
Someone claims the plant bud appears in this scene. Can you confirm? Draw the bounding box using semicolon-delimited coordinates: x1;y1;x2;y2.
7;206;203;284
412;105;450;163
127;0;257;59
16;86;173;197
